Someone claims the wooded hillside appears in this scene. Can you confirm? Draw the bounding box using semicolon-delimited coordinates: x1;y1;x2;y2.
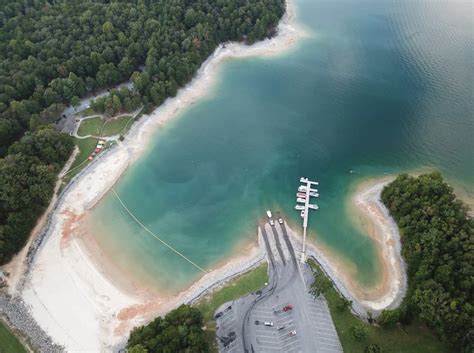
0;0;285;154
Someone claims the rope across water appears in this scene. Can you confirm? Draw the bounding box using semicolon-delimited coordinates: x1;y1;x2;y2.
111;188;208;273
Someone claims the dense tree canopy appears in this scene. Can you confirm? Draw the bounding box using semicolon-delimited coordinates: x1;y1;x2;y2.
381;172;473;351
0;0;285;154
0;127;74;264
127;305;208;353
90;87;141;116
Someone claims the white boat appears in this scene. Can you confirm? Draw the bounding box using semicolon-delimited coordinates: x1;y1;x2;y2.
296;198;306;203
308;204;319;210
300;177;308;183
298;185;307;192
266;210;272;219
300;210;305;218
296;192;306;198
309;188;318;193
309;192;319;197
295;205;305;210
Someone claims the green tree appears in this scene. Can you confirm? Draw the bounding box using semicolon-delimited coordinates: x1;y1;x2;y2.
365;344;382;353
128;345;148;353
378;309;400;327
351;324;368;341
335;297;352;312
71;96;80;108
310;267;332;297
127;305;208;353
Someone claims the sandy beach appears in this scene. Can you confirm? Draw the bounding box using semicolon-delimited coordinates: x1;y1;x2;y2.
17;0;307;351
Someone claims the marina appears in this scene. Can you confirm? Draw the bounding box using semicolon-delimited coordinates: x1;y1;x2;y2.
295;177;320;263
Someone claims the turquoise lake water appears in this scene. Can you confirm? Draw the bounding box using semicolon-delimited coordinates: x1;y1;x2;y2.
89;0;473;293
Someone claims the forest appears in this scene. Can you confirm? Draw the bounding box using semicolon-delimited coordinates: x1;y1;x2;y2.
0;0;285;154
89;87;141;116
127;305;208;353
381;172;473;352
0;0;285;264
0;127;73;264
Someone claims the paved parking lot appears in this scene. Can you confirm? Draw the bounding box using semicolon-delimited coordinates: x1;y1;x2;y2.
215;220;343;353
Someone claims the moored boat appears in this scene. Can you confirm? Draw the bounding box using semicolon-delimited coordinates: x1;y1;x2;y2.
309;192;319;197
295;205;304;210
308;204;319;210
296;198;306;203
300;210;305;218
296;192;306;198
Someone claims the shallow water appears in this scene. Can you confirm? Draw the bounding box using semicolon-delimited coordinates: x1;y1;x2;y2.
89;0;473;293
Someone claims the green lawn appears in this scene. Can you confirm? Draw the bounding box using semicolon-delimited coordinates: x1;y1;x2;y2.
0;320;27;353
77;116;103;136
102;115;133;136
70;137;98;170
194;263;268;352
61;137;98;186
307;259;455;353
79;107;94;117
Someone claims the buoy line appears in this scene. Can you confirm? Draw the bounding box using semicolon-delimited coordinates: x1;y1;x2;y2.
111;188;208;273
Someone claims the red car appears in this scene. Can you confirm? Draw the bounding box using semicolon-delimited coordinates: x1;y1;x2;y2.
283;305;293;312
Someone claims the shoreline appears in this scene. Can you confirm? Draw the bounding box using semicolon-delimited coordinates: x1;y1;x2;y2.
17;1;306;351
285;176;407;317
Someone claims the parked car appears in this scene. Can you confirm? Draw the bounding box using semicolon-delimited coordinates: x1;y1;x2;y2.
215;312;223;319
283;305;293;312
264;322;274;327
278;217;284;224
289;330;297;336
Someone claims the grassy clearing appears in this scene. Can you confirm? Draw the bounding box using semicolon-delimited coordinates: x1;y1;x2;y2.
61;137;98;185
70;137;98;170
77;116;103;136
307;259;454;353
0;320;27;353
194;263;268;353
79;107;94;117
102;115;133;136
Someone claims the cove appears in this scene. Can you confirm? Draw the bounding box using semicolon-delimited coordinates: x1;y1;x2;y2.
88;0;473;294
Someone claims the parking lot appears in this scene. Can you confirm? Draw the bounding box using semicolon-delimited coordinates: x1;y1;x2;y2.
251;302;301;353
215;220;343;353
